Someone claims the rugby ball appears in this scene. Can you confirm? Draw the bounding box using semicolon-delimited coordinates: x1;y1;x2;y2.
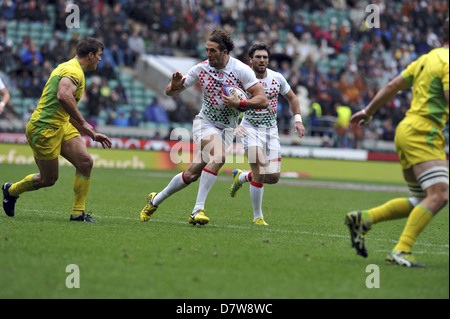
222;85;248;112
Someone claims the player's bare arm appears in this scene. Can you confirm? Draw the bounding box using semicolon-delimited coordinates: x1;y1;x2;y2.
349;74;410;129
284;89;306;138
165;72;186;96
58;77;111;148
0;87;10;115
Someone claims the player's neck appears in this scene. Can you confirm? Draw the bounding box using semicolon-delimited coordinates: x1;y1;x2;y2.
215;55;230;70
254;70;267;79
75;56;89;72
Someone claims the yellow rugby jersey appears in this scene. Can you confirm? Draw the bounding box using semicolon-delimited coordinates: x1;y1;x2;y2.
401;47;449;130
30;58;85;128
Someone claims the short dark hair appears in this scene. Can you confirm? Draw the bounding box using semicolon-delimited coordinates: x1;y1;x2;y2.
208;30;234;53
76;36;104;57
444;17;449;44
248;43;271;59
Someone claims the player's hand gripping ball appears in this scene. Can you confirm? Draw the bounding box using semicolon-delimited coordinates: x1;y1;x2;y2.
222;85;248;112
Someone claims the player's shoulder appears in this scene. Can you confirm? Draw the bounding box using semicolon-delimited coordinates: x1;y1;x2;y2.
266;68;285;79
266;68;288;84
57;58;83;74
189;59;212;73
418;47;448;65
229;56;252;71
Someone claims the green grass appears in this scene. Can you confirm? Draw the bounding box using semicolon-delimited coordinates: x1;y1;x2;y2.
0;163;448;299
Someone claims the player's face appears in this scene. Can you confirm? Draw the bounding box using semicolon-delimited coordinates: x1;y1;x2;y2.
250;50;269;75
87;49;103;71
205;41;228;69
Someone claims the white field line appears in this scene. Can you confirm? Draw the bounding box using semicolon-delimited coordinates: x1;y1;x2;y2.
21;208;449;252
144;171;410;193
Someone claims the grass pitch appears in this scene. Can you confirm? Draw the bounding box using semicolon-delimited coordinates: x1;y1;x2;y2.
0;162;448;300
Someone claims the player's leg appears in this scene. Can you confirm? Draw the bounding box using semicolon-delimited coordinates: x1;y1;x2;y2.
387;118;447;266
247;146;267;225
388;160;448;267
60;133;96;222
362;167;417;226
140;166;196;222
230;124;255;197
189;133;226;225
346;119;418;258
3;123;60;217
139;116;214;222
2;157;59;217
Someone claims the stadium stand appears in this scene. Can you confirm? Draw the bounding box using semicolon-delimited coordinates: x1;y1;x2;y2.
0;0;448;151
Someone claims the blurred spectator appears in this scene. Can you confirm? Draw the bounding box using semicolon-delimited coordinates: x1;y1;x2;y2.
143;97;170;124
128;30;146;63
85;78;102;124
380;118;396;141
97;60;116;80
105;109;116;125
21;0;50;23
115;83;130;105
22;75;42;97
50;36;69;65
22;105;34;123
114;109;129;127
128;109;141;127
21;41;43;67
0;0;16;20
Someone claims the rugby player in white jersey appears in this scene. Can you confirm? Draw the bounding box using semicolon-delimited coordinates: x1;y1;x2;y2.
139;30;268;225
229;43;306;225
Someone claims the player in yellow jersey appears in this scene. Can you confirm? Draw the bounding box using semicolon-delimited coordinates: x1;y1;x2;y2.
345;18;449;267
2;37;112;222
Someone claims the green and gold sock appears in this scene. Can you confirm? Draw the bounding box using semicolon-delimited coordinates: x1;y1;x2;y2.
8;174;37;197
394;205;433;253
366;198;413;224
72;174;91;217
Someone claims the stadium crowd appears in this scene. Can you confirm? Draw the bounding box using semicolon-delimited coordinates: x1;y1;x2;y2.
0;0;448;148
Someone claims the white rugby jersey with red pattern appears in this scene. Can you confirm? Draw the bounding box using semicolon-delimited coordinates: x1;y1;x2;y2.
183;56;259;129
241;68;291;128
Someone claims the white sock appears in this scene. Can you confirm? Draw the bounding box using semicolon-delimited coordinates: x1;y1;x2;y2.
250;181;264;220
153;172;190;206
238;171;252;184
192;168;217;214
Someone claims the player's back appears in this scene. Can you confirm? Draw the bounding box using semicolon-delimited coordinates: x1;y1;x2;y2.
30;58;85;129
403;47;449;129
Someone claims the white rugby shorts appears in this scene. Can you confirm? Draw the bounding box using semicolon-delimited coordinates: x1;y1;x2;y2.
240;123;281;174
192;114;234;157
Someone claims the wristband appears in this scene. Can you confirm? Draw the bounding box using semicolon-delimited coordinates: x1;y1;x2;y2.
239;100;247;108
294;113;302;123
0;101;5;108
362;108;372;117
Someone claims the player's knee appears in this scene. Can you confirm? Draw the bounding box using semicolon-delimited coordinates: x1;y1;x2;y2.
418;166;449;210
431;188;449;208
40;176;58;187
77;154;94;173
264;174;280;184
183;170;200;183
211;154;226;166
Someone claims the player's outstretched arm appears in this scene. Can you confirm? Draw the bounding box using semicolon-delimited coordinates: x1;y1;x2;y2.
165;72;186;96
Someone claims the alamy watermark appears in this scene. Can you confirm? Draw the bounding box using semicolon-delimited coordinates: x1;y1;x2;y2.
65;4;80;29
365;4;380;29
365;264;380;288
65;264;80;288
